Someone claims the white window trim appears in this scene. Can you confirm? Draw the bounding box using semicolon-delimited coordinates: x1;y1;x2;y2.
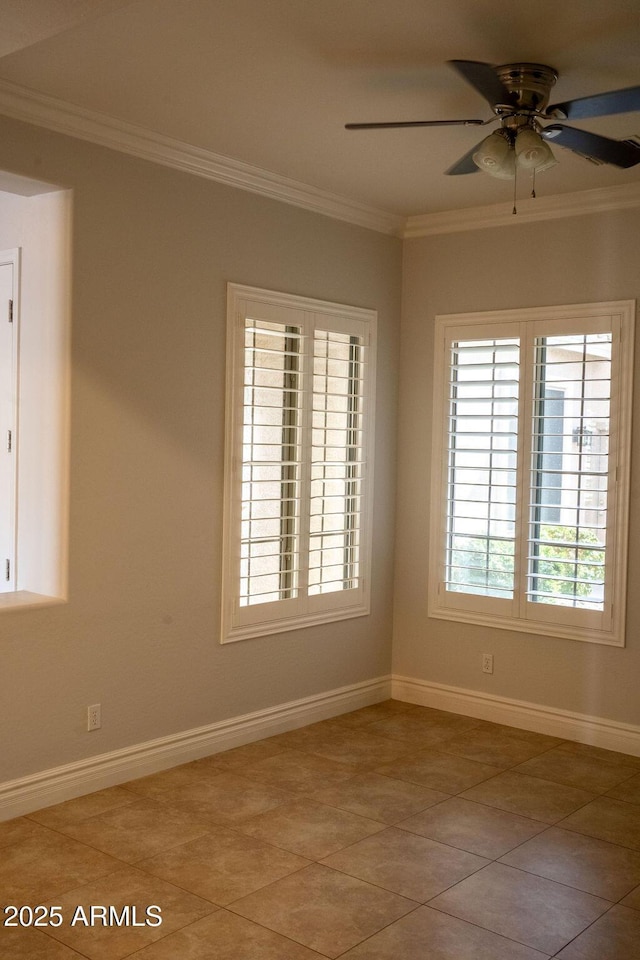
0;183;71;611
0;248;19;592
428;300;635;647
221;283;377;643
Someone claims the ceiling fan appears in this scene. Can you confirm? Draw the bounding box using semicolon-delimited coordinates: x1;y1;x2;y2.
346;61;640;180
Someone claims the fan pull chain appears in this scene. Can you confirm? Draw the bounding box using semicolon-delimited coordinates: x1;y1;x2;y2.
512;154;518;215
531;167;537;199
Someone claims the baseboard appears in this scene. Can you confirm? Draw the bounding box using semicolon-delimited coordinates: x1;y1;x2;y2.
0;675;391;822
392;674;640;758
8;673;635;824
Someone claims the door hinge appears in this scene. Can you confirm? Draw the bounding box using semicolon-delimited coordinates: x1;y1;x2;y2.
8;299;13;323
7;430;12;453
5;559;10;581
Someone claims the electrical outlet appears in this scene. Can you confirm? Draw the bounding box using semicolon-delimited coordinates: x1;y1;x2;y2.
87;703;101;731
482;653;494;675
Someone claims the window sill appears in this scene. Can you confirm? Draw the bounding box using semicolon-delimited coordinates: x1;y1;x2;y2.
428;605;623;647
0;590;67;612
222;602;370;643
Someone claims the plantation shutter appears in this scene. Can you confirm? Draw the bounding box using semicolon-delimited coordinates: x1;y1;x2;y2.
310;329;365;596
223;286;376;642
430;303;633;646
445;336;520;602
527;332;611;612
240;319;303;607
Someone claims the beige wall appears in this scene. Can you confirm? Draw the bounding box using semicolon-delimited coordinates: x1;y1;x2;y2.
395;207;640;726
0;116;402;782
3;108;638;790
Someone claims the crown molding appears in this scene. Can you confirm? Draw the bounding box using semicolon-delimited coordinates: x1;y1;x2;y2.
1;78;639;240
0;78;404;237
403;180;640;238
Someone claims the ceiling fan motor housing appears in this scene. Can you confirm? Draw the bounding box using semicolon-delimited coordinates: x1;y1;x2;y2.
494;63;558;115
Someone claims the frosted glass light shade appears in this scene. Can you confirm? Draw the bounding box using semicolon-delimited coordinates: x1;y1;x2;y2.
515;127;557;171
472;131;516;179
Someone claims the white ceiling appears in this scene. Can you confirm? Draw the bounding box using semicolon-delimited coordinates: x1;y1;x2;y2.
1;0;639;221
0;0;137;58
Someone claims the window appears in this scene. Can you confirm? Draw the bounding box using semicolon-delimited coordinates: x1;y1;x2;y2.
429;300;635;646
221;284;376;642
0;181;71;610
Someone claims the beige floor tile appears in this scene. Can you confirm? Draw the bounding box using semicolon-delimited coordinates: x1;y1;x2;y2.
621;883;640;910
0;926;88;959
512;745;638;793
0;828;122;902
429;862;611;955
366;712;482;746
322;826;488;901
0;816;55;849
553;741;640;769
461;770;596;822
239;748;356;794
7;704;640;960
131;908;328;959
339;905;550;959
558;795;640;849
237;798;385;860
399;796;545;858
437;726;561;769
410;706;485;722
123;762;218;800
230;862;419;958
27;787;138;830
555;904;640;960
59;798;212;862
377;748;502;793
269;719;353;753
309;771;448;823
137;827;309;905
330;699;419;729
607;771;640;804
500;825;640;899
41;865;215;960
196;738;287;772
153;771;293;826
290;727;417;769
361;713;474;744
477;723;563;748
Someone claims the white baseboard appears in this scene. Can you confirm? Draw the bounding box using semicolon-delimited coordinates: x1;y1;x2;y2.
392;674;640;758
7;673;636;824
0;676;391;822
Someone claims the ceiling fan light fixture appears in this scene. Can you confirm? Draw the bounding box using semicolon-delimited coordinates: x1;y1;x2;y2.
346;59;640;183
472;130;516;178
515;126;557;171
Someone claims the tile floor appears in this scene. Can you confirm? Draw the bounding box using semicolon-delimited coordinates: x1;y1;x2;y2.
2;699;640;958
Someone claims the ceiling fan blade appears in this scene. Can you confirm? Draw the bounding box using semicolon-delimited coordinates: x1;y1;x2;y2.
541;124;640;167
445;141;482;175
345;119;485;130
448;60;513;108
548;85;640;120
